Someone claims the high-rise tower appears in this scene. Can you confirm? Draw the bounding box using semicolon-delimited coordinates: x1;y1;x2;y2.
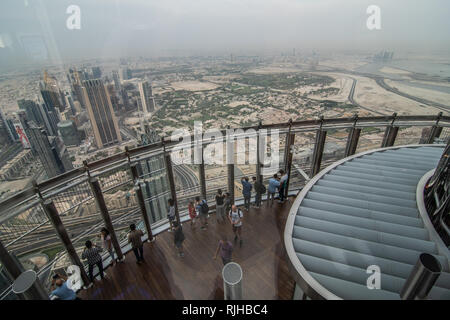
21;118;73;178
82;79;122;149
68;68;86;108
138;80;155;114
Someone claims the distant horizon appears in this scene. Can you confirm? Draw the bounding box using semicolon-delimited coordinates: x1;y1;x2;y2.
1;0;450;71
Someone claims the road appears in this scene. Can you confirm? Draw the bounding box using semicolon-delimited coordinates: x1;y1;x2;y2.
347;77;385;116
375;78;450;113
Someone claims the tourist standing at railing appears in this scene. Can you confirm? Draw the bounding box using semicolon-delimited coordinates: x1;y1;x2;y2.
195;196;209;230
82;240;105;283
241;177;252;211
167;198;176;232
267;174;280;207
99;227;115;266
173;221;185;257
215;189;226;223
128;223;145;264
188;201;197;229
228;205;243;247
214;234;233;265
252;176;265;208
278;169;288;203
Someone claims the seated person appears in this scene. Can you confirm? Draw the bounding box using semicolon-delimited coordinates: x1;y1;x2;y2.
50;273;78;300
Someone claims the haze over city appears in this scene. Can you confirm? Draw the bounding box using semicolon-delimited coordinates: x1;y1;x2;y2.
1;0;450;67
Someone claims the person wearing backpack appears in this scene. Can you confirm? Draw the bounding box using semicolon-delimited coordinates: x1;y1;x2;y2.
195;196;209;230
173;221;185;257
252;176;265;208
228;204;243;247
214;234;233;265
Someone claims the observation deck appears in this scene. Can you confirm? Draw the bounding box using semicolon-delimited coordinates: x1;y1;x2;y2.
0;114;449;300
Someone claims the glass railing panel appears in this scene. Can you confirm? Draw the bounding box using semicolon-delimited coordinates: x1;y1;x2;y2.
0;198;64;293
42;178;101;288
320;128;349;171
204;141;227;206
260;132;286;192
288;131;316;190
205;163;228;205
354;126;385;154
394;126;427;146
137;154;170;224
437;127;450;144
171;153;200;212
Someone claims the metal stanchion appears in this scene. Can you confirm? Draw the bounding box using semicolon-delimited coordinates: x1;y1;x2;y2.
222;262;243;300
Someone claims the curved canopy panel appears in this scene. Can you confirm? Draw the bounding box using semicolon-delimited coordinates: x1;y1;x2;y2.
286;145;450;300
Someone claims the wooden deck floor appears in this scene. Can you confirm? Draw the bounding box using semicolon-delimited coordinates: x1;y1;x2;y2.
79;198;296;300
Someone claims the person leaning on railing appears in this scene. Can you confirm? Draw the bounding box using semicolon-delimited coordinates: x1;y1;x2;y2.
267;174;280;207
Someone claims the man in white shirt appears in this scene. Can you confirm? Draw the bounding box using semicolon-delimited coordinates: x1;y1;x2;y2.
228;205;243;247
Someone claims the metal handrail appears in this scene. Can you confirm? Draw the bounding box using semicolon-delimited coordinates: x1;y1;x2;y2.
1;114;449;215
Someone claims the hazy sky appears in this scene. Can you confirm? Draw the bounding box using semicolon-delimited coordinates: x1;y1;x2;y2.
0;0;449;66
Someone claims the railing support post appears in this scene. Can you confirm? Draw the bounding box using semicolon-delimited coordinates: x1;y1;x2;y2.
256;122;263;199
42;200;91;287
427;112;443;144
130;163;154;241
345;114;361;157
163;141;181;225
0;239;48;300
283;119;293;172
382;126;399;147
198;147;207;201
382;113;398;148
88;177;124;261
226;126;235;203
310;117;327;177
284;131;295;198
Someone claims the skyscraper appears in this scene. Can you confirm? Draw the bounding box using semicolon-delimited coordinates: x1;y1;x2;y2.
22;119;73;178
0;108;14;146
92;66;102;79
138;80;155;114
107;84;120;112
120;67;132;81
41;71;64;112
18;99;45;128
68;68;86;109
57;120;80;147
112;70;121;93
82;79;122;149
